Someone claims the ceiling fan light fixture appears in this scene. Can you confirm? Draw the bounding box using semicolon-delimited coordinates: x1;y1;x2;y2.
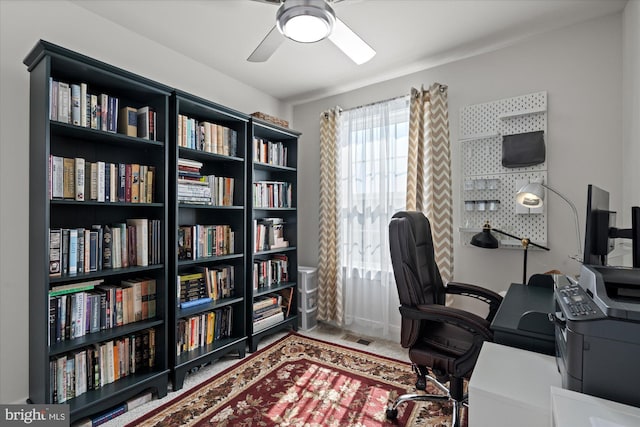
277;0;335;43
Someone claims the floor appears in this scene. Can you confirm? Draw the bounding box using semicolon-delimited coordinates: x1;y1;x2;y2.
93;323;409;426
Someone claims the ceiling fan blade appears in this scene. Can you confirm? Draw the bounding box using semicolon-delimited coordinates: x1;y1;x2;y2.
248;25;285;62
328;18;376;65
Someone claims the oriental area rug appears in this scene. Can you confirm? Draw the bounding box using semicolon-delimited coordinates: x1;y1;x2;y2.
127;333;467;426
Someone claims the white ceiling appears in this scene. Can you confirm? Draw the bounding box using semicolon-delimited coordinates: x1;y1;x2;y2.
72;0;627;105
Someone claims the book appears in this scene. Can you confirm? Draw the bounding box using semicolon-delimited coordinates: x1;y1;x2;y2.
126;391;153;411
90;94;98;129
68;228;78;275
252;310;284;332
62;157;75;199
97;161;105;202
118;106;137;136
99;94;109;131
61;229;70;276
180;297;212;309
49;78;58;121
131;163;140;203
76;228;85;274
74;157;85;201
49;279;104;297
49;229;62;277
102;225;112;269
81;83;88;127
51;155;64;199
126;218;148;266
58;81;70;124
70;84;81;126
136;106;151;139
90;162;98;200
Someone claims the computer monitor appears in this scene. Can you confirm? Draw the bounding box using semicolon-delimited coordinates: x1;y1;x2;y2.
583;184;640;268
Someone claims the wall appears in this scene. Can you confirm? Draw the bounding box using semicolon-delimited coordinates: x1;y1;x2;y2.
294;13;626;308
0;0;287;404
622;0;640;266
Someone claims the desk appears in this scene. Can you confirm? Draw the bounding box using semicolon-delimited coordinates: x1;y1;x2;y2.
469;341;561;427
491;282;556;355
551;386;640;427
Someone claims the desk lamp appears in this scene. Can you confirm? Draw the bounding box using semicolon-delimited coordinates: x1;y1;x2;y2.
471;222;550;284
516;180;582;261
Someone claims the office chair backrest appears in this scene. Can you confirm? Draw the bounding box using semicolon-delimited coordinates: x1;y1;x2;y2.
389;211;446;347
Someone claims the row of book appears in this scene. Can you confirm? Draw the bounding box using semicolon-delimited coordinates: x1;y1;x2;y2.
49;155;156;203
252;289;292;333
49;219;161;277
49;78;156;140
48;278;157;345
176;306;233;355
74;391;153;427
177;265;234;309
252;137;289;167
252;254;289;290
50;328;156;404
178;114;238;156
253;181;293;208
177;224;235;261
254;217;289;252
177;158;235;206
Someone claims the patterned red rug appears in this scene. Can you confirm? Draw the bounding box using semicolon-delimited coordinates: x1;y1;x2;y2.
127;333;466;426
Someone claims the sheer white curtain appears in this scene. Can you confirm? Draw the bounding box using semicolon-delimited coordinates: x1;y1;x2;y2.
339;96;410;341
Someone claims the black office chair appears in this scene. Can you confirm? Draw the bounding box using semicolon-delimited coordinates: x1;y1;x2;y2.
387;211;503;426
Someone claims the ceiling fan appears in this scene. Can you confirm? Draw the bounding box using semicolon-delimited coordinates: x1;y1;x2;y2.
248;0;376;65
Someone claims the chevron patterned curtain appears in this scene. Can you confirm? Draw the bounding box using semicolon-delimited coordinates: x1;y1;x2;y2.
318;107;343;325
407;84;453;283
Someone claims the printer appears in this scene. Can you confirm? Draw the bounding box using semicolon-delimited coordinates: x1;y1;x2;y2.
553;264;640;407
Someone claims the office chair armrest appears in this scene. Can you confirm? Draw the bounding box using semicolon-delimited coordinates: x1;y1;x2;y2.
400;304;494;342
445;282;503;322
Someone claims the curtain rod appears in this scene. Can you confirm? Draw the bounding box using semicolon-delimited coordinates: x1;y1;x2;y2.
323;84;448;118
344;93;410;112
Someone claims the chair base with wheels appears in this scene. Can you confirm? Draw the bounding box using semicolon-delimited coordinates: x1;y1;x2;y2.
386;365;467;426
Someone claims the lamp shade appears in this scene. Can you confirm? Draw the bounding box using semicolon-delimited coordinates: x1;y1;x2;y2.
470;225;499;249
516;182;545;208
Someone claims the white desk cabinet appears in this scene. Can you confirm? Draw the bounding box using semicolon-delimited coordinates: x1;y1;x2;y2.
469;342;562;427
551;386;640;427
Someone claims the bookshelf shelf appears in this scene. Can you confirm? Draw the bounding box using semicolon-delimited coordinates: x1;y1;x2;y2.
177;203;244;210
178;147;244;164
254;162;297;172
247;119;300;353
66;370;170;422
49;319;165;357
254;281;297;297
174;336;247;368
51;121;165;147
25;40;170;423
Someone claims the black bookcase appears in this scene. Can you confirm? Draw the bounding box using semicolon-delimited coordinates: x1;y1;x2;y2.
168;91;248;390
24;40;170;422
247;119;300;352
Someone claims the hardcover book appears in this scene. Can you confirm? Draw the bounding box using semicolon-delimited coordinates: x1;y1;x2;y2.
118;106;137;137
62;157;75;199
70;84;81;126
75;157;85;201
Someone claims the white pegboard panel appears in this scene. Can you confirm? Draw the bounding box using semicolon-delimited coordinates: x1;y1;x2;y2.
460;92;548;247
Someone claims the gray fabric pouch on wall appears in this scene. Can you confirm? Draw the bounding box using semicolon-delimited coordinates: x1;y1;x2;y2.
501;131;545;168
